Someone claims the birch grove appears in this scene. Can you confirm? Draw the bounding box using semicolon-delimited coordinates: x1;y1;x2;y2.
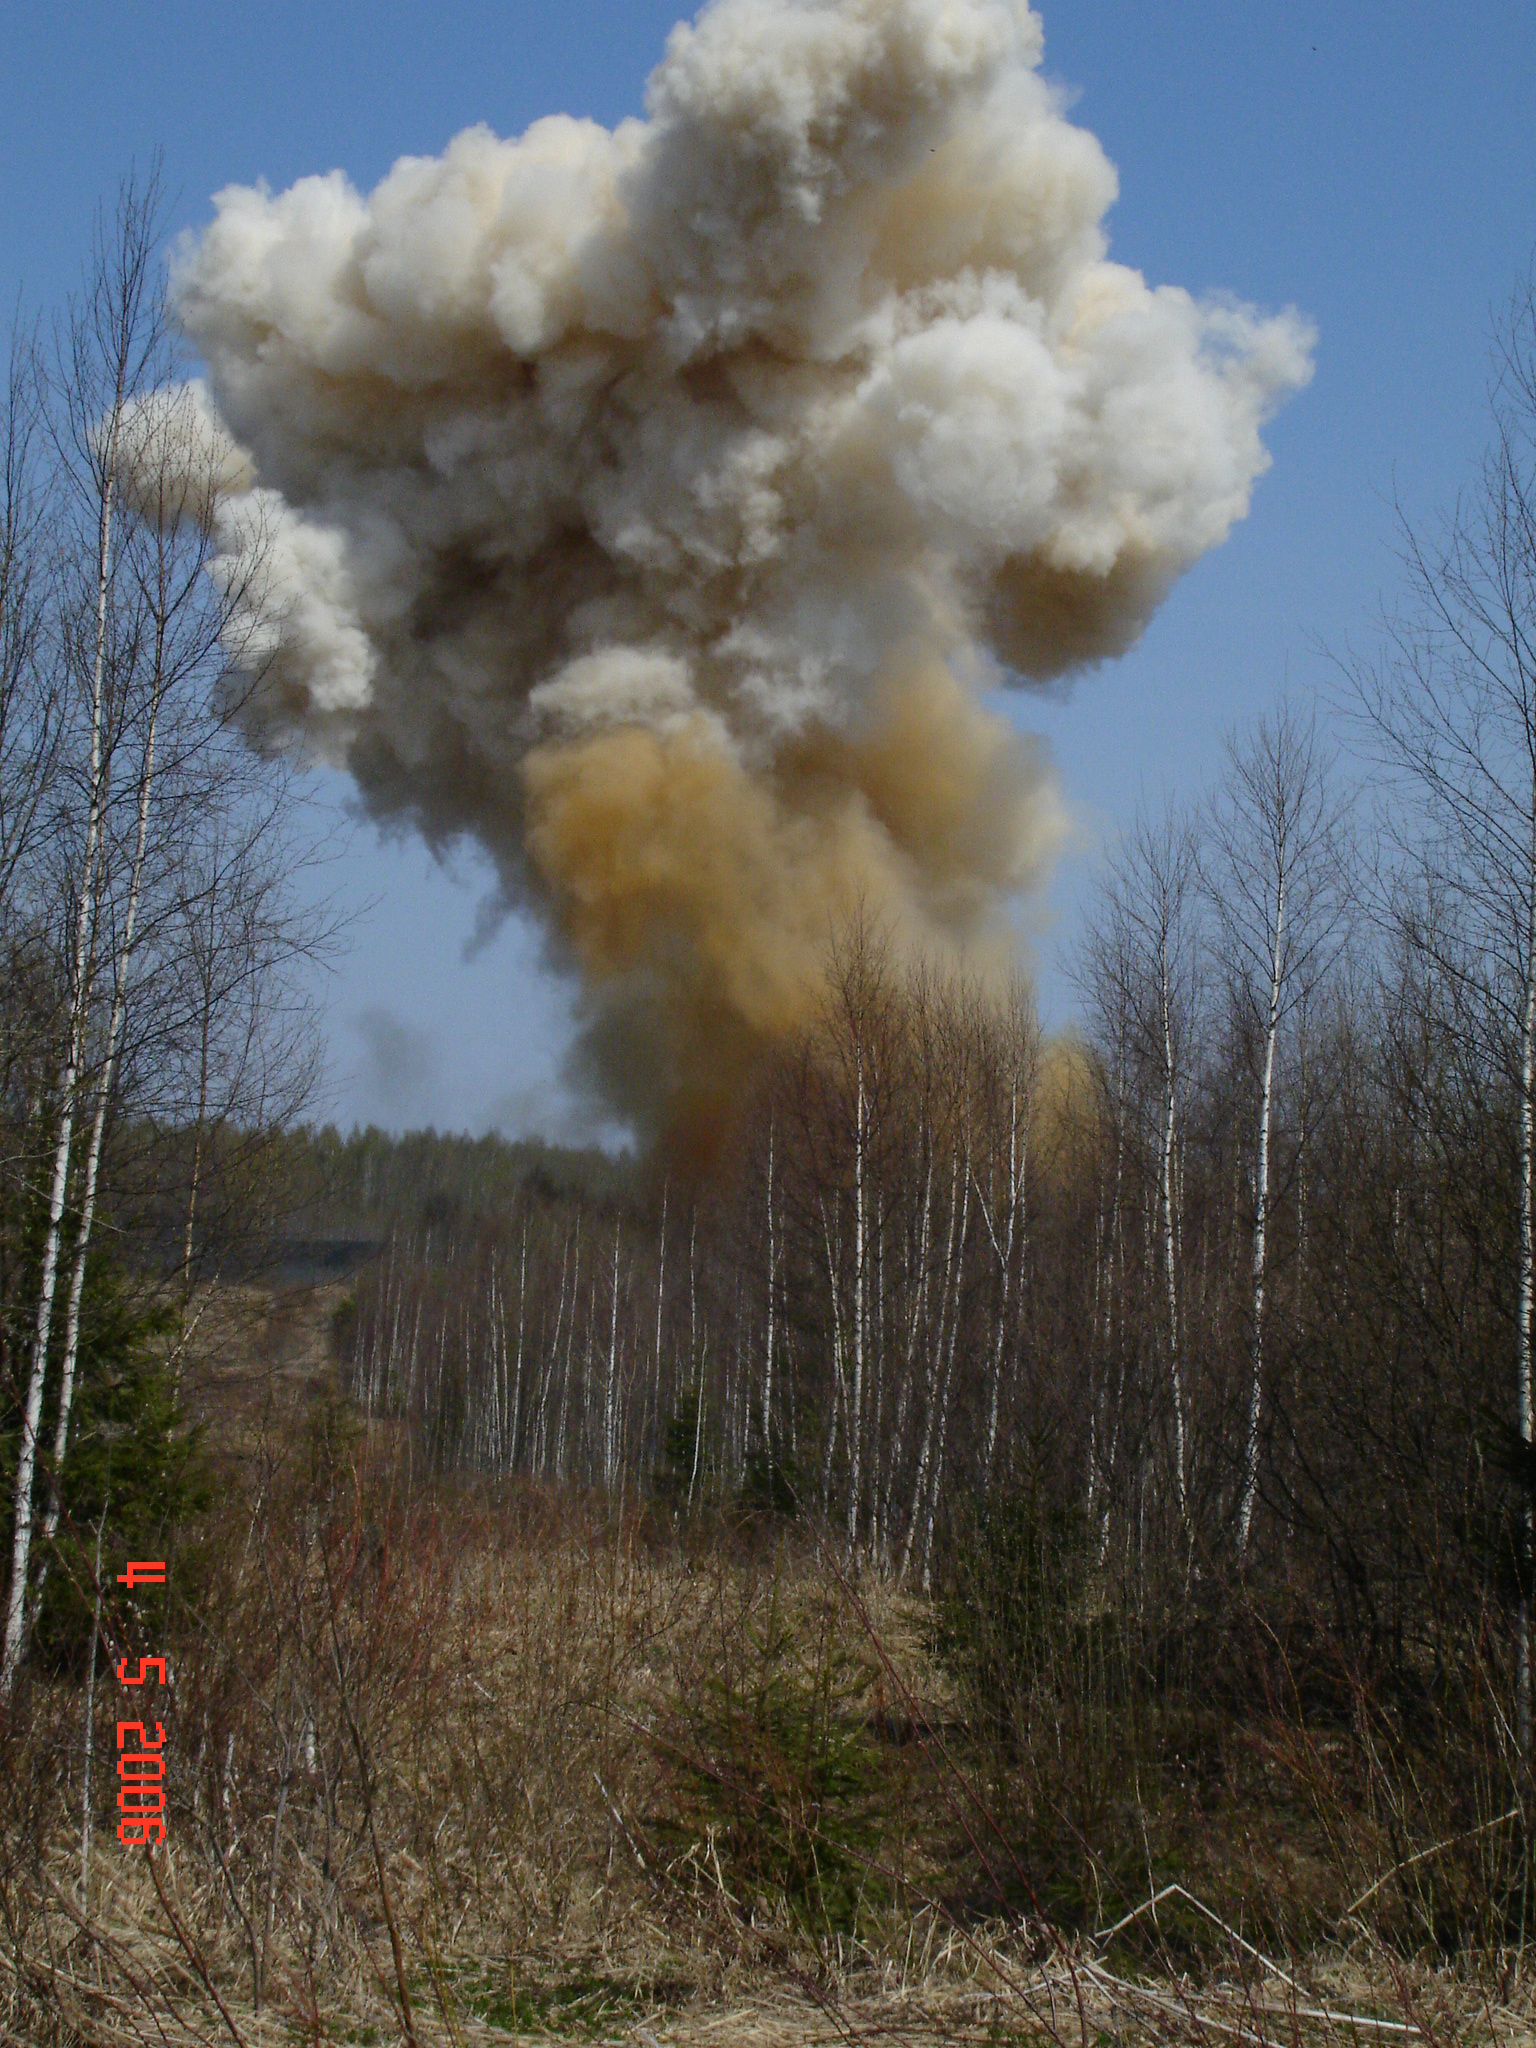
0;177;327;1695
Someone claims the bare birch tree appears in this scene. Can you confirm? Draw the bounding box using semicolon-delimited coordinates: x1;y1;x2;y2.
1;175;168;1698
0;322;64;1398
0;172;316;1696
1204;699;1350;1559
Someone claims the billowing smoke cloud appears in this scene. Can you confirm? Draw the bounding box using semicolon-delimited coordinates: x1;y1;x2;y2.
171;0;1312;1137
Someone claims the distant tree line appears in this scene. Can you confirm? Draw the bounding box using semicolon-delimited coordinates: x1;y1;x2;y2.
271;1121;635;1240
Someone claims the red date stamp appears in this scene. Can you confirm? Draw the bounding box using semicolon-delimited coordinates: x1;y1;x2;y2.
115;1560;168;1847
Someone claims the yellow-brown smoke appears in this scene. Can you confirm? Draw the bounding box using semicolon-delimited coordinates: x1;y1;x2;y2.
522;665;1059;1133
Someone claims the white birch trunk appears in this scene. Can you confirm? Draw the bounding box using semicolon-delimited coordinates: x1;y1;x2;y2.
919;1134;971;1592
650;1184;668;1470
41;662;168;1554
510;1218;527;1470
762;1122;775;1453
848;1050;866;1552
900;1150;960;1586
980;1077;1023;1492
1518;794;1536;1761
882;1148;932;1564
819;1199;847;1519
1160;943;1188;1532
604;1224;621;1489
1;453;116;1700
1237;874;1286;1559
686;1213;704;1509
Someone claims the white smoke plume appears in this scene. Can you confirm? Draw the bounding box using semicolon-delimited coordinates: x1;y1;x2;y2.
170;0;1313;1140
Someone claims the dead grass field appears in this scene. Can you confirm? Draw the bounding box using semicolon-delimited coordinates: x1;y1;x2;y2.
3;1284;1534;2047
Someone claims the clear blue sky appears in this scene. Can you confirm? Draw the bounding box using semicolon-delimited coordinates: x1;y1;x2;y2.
3;0;1533;1141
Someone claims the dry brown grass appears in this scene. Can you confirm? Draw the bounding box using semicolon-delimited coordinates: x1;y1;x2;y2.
2;1290;1534;2046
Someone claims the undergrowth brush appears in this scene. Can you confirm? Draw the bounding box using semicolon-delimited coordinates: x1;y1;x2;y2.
2;1401;1534;2044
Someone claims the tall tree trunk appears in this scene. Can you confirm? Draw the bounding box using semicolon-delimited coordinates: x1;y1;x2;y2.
920;1131;971;1592
604;1224;621;1489
42;657;168;1556
1518;795;1536;1763
686;1212;704;1510
1237;873;1285;1560
510;1217;527;1470
650;1183;667;1472
2;455;116;1701
848;1050;866;1552
1160;954;1188;1534
1091;1080;1126;1565
882;1146;932;1568
762;1122;775;1454
819;1199;847;1520
901;1149;961;1586
981;1076;1023;1493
